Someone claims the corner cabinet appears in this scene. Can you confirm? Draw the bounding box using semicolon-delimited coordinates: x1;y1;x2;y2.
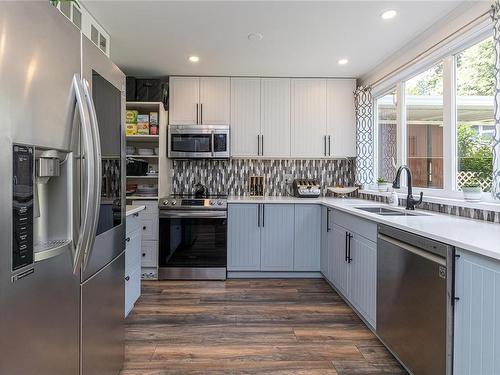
454;249;500;375
169;76;230;125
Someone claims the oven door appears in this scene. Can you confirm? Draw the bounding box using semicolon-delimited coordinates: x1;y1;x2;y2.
159;210;227;280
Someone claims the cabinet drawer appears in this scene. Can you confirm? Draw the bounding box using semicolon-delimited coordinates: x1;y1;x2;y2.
132;200;158;215
125;228;142;274
332;209;377;242
141;240;158;267
126;212;142;236
125;266;141;317
141;216;158;241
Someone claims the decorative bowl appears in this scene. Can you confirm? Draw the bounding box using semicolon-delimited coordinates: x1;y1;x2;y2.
327;186;359;198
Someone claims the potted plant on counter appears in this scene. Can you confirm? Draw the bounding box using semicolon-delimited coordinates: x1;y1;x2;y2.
462;178;483;202
377;177;392;192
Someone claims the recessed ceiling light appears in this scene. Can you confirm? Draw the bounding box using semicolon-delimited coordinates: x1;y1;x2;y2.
381;9;397;20
248;32;263;41
338;58;349;65
188;55;199;63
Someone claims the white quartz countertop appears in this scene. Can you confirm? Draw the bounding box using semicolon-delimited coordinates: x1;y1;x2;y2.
126;205;145;216
228;196;500;261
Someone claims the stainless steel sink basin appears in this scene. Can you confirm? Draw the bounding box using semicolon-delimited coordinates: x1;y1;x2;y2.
354;207;427;216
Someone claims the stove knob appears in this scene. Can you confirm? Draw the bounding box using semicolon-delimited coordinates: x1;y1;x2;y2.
209;200;215;205
217;201;223;205
171;200;177;205
163;200;169;206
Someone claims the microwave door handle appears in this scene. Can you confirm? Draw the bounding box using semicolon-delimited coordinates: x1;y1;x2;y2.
71;74;95;275
82;78;102;271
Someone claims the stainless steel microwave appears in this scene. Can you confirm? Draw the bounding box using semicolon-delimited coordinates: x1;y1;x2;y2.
168;125;230;159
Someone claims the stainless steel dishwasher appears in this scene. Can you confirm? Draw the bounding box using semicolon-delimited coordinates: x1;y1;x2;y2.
377;225;455;375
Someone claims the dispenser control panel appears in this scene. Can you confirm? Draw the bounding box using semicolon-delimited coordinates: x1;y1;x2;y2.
12;144;34;271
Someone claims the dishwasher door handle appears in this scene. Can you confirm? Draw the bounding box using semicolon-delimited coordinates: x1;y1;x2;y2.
378;233;446;266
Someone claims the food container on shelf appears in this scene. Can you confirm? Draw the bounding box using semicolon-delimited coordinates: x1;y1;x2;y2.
126;158;148;176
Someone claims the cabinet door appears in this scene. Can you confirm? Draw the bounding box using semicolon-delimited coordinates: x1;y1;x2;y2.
331;224;348;295
230;78;261;157
454;249;500;375
169;76;199;125
320;207;329;277
326;79;356;157
261;204;295;271
227;204;261;271
261;78;291;157
199;77;230;125
348;234;377;328
294;205;321;271
291;79;327;158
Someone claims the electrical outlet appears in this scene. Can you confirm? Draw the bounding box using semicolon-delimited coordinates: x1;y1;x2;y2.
284;174;293;184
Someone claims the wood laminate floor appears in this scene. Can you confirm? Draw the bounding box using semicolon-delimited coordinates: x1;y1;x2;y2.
121;279;407;375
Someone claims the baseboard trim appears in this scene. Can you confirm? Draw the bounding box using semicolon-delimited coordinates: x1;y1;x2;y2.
227;271;322;279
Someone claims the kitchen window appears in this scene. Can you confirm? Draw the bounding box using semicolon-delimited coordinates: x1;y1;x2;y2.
455;37;494;192
405;62;444;189
374;34;497;202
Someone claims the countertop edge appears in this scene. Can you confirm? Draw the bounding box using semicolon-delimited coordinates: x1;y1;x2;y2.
126;205;146;216
227;196;500;262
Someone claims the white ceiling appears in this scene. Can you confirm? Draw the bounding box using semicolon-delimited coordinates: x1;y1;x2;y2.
84;1;468;78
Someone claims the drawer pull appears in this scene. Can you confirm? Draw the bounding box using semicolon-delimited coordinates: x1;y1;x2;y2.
142;253;146;257
133;212;139;217
125;275;130;281
125;237;130;242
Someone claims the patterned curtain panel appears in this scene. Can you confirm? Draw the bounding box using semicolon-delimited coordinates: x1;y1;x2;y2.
355;86;374;185
493;2;500;199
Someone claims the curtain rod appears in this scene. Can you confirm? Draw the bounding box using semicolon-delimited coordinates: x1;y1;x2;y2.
368;8;492;89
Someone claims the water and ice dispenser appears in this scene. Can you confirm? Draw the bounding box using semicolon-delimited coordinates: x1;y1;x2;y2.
12;144;73;273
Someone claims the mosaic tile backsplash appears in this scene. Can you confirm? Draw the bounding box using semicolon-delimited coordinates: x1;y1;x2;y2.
172;158;356;196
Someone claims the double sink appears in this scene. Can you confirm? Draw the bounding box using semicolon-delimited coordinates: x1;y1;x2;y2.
354;206;427;217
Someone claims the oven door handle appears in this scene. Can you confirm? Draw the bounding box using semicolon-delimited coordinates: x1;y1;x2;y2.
160;211;227;219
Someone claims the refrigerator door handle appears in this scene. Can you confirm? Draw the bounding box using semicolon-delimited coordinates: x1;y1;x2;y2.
81;78;102;271
71;74;96;275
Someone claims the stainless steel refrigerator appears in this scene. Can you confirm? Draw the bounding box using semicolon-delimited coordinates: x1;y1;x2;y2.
0;2;126;375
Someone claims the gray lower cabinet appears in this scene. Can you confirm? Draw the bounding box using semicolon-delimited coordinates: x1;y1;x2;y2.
228;203;320;272
324;210;377;328
454;248;500;375
227;204;261;271
294;204;321;271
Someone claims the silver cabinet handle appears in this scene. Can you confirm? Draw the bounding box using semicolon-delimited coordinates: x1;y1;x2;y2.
261;135;264;156
257;204;261;227
326;208;331;232
257;135;260;156
262;204;265;227
82;78;102;272
71;74;95;275
196;103;199;124
200;103;203;124
324;135;327;156
328;135;331;156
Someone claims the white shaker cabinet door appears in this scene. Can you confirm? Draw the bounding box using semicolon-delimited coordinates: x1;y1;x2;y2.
291;79;327;158
230;78;261;157
199;77;230;125
261;78;291;157
326;79;356;157
169;76;200;125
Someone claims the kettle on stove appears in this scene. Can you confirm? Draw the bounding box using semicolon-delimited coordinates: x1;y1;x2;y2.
193;182;208;198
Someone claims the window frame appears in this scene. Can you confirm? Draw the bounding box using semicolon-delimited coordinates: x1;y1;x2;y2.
373;32;496;203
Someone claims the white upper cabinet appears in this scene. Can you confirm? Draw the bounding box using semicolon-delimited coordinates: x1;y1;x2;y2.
169;76;199;125
169;76;229;125
230;78;261;157
291;79;327;158
261;78;291;157
199;77;230;125
327;79;356;157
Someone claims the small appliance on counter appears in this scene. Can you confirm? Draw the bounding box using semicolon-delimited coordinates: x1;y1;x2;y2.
293;179;321;198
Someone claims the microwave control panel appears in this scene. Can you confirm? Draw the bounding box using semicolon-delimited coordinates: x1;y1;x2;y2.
12;144;34;271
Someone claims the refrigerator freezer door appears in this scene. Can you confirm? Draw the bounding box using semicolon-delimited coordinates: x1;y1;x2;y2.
81;252;125;375
81;35;126;281
0;2;81;375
